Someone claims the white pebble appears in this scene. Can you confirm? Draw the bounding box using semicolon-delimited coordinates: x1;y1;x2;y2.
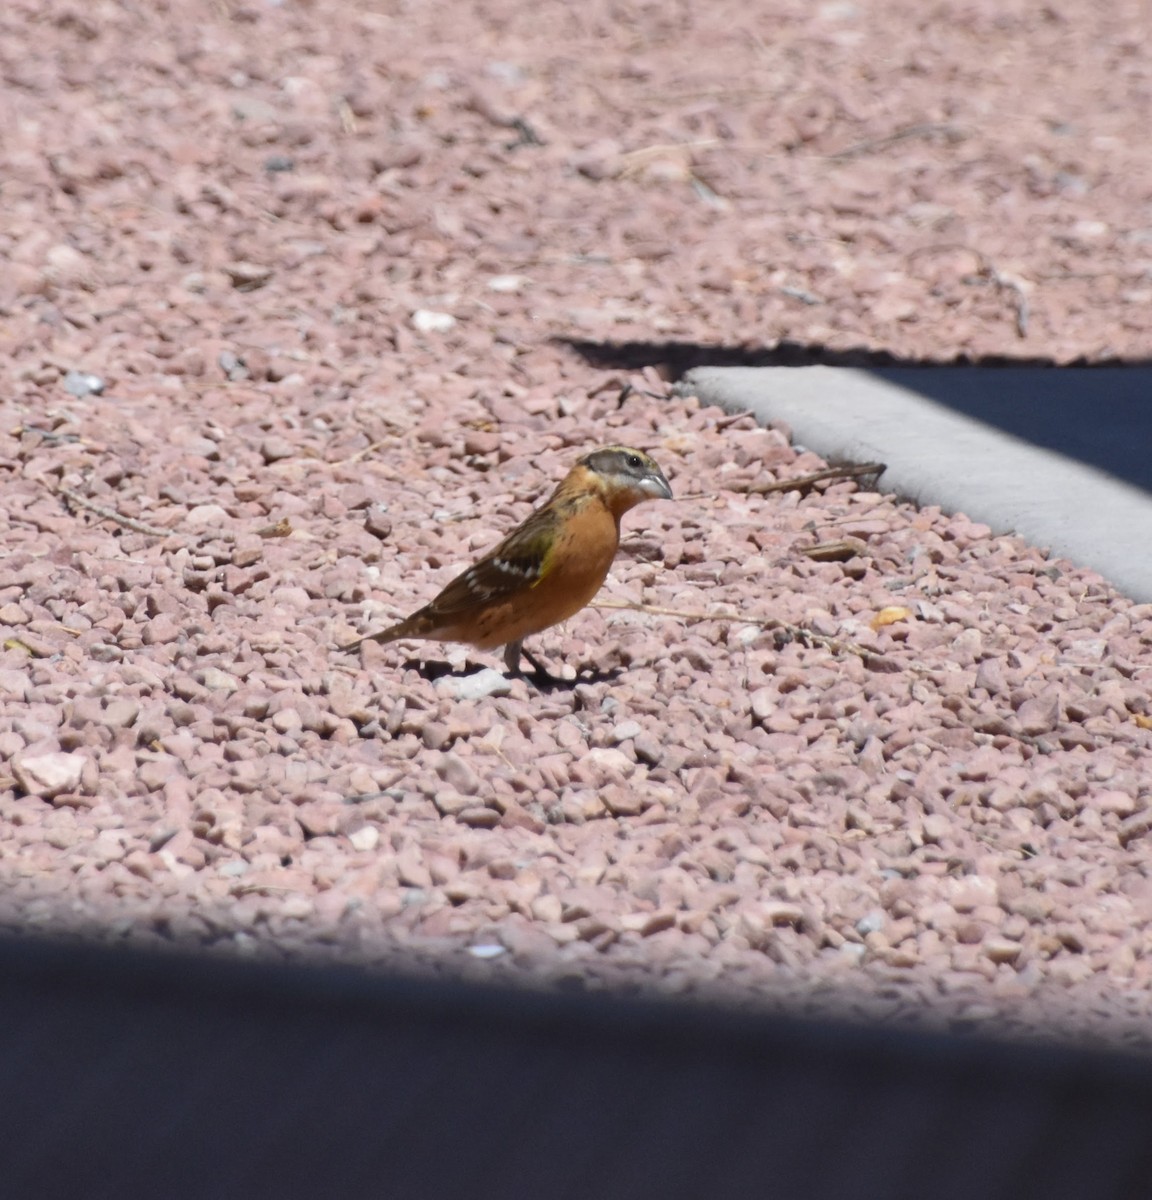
487;274;528;293
347;825;380;852
438;668;513;700
13;752;85;798
467;943;507;959
411;309;457;333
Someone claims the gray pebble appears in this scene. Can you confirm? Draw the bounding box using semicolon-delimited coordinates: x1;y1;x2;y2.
855;910;886;936
63;370;105;397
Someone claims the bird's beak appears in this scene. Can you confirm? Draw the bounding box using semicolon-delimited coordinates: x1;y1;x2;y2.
641;472;673;500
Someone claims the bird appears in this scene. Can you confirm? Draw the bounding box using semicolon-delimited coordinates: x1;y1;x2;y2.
340;445;673;677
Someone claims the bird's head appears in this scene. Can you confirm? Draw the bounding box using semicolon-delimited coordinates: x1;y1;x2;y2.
576;445;673;513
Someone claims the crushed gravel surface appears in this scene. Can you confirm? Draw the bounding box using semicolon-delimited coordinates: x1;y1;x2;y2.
2;0;1152;1046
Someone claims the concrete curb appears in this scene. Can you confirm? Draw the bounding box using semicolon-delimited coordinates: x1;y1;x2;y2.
678;365;1152;602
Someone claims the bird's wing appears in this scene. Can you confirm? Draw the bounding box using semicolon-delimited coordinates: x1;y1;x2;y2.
421;503;560;619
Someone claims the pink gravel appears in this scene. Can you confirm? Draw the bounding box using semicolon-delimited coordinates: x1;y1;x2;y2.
1;0;1152;1046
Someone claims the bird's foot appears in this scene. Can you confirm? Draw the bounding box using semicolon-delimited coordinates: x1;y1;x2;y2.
504;641;567;686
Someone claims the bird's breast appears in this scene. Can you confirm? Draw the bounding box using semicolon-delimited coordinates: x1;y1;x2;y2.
519;501;619;634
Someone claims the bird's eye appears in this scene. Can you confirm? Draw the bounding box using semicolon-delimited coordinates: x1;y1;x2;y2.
625;453;643;470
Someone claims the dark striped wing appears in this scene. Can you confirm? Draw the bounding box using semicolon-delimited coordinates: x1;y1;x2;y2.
422;505;557;619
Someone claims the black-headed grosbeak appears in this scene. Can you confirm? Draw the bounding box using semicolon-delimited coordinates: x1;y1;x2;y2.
341;445;673;675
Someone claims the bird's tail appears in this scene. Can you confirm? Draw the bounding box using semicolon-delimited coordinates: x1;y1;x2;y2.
338;620;407;653
338;610;433;653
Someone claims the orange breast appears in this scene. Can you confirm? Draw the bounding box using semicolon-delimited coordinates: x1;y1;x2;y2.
449;501;620;650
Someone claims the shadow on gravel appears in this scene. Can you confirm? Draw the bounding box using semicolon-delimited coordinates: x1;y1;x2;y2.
560;338;1152;494
411;657;622;691
556;335;1152;374
528;664;624;690
2;933;1151;1200
410;657;493;683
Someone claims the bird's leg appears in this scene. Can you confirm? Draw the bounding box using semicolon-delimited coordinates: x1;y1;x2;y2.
519;645;552;677
503;640;524;674
504;640;561;683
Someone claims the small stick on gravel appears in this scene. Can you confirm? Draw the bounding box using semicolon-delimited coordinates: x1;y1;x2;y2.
322;438;404;468
613;381;667;405
908;243;1031;339
714;410;762;431
57;486;173;538
674;461;885;504
590;598;875;660
337;99;358;136
232;883;298;897
780;285;824;306
506;117;545;150
983;261;1031;339
343;790;394;806
827;122;967;160
617;138;720;175
54;482;295;546
736;462;887;495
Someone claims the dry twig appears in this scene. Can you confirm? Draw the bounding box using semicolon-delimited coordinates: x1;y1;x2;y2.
58;487;173;538
736;462;887;495
908;243;1031;338
617;138;720;172
982;260;1031;338
827;122;967;161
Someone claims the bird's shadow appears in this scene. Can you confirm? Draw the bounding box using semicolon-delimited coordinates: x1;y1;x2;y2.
407;658;622;691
